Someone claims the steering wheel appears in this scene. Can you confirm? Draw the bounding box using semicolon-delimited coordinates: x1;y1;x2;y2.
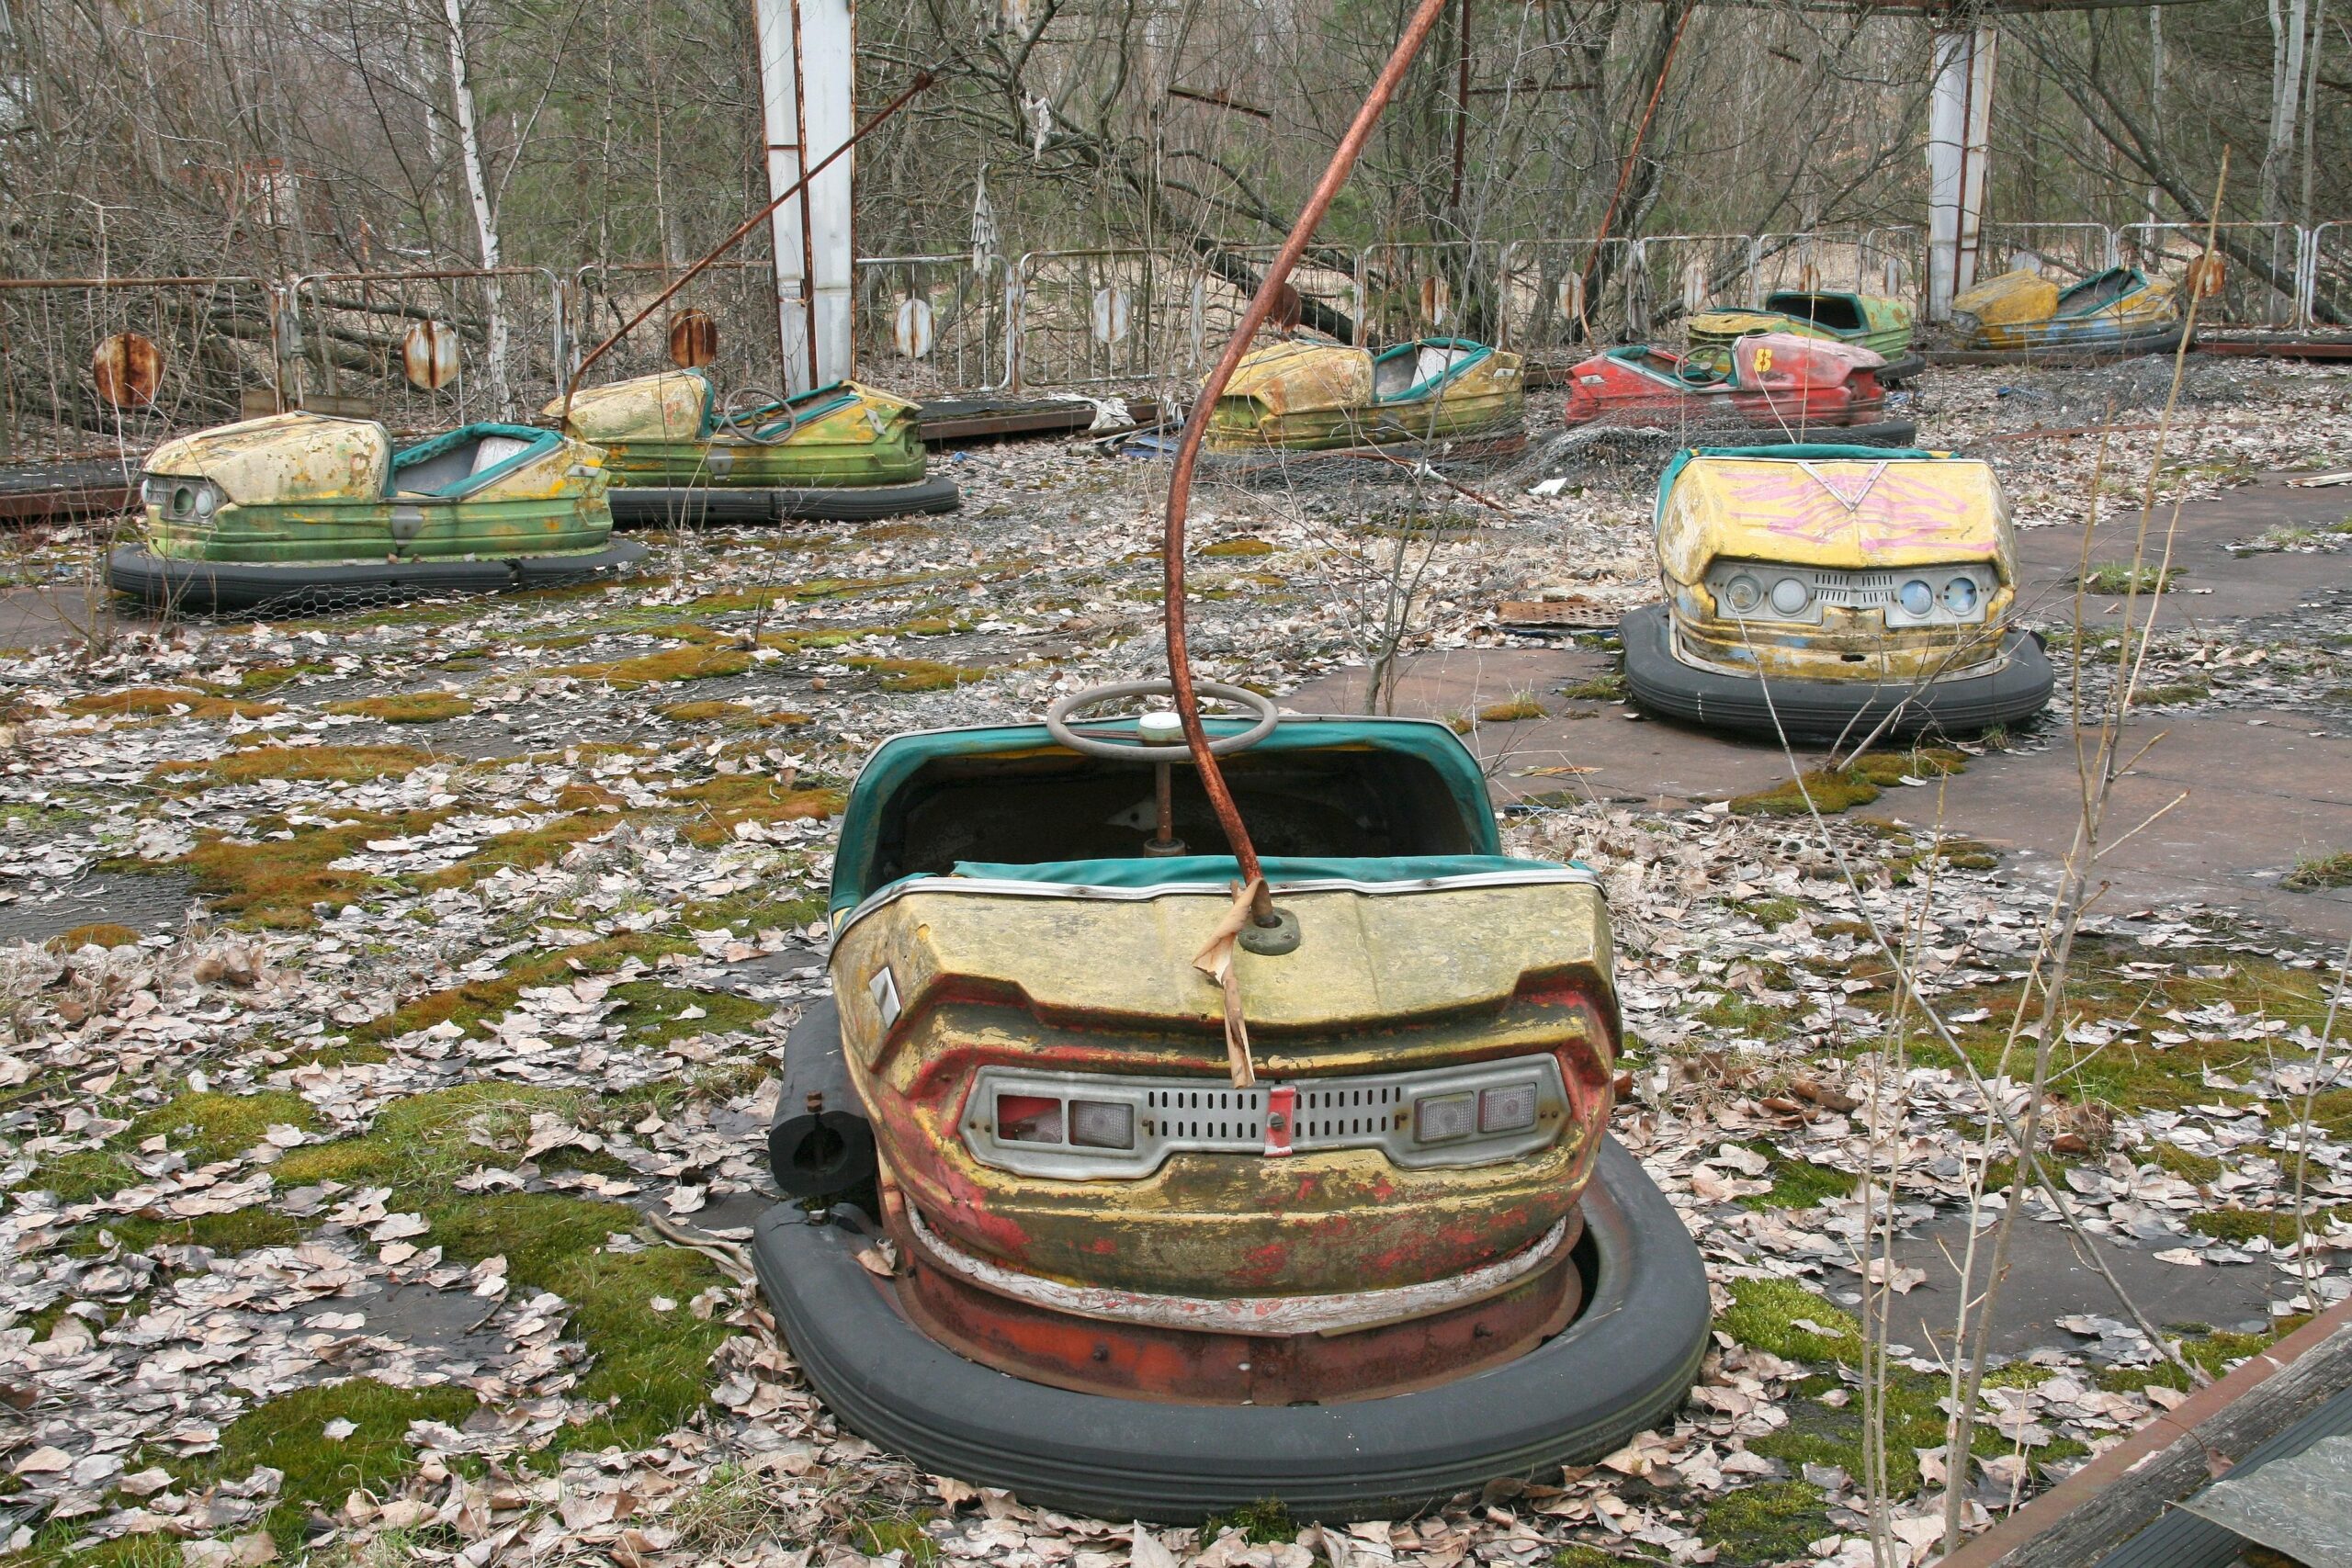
720;386;798;445
1045;678;1280;761
1675;344;1733;386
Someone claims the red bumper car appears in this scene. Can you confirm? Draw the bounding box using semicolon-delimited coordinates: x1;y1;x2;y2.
1561;332;1915;446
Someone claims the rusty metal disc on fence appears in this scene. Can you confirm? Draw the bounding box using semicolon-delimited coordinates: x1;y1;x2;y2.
894;297;935;359
402;320;462;390
92;333;163;409
668;310;718;368
1419;275;1450;327
2187;254;2226;300
1090;287;1131;346
1556;276;1584;325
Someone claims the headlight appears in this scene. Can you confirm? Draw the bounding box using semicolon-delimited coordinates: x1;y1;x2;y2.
1724;574;1763;614
1899;579;1934;616
1770;577;1811;615
1414;1091;1477;1144
192;487;218;517
1069;1099;1136;1150
1943;575;1979;615
172;485;196;516
994;1092;1064;1145
1479;1083;1540;1134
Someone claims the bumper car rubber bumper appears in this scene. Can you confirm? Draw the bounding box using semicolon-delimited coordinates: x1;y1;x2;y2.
606;476;961;527
1620;603;2052;744
1655;418;1917;449
106;540;646;615
752;1134;1707;1523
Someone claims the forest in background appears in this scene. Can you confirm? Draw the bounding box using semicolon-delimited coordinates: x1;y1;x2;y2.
1;0;2344;284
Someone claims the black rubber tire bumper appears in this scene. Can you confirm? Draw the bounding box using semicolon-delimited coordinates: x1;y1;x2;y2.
752;1135;1708;1523
1676;418;1917;449
1620;602;2053;744
106;540;646;615
1873;352;1928;385
607;475;961;527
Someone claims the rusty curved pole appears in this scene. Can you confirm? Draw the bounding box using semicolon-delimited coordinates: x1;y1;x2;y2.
1163;0;1456;917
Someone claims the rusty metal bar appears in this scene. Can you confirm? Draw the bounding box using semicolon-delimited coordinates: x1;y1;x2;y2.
1575;4;1694;318
1162;0;1456;914
0;276;264;289
563;66;935;404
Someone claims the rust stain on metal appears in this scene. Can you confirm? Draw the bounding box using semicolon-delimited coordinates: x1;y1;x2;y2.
92;333;162;408
668;310;719;368
401;320;462;390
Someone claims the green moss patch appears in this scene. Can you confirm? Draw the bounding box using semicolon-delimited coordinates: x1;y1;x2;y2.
1203;1497;1294;1545
153;745;432;793
606;982;769;1048
33;1090;320;1206
415;813;621;890
2153;1142;2222;1184
46;923;141;953
67;688;280;722
273;1083;615;1194
1695;1481;1829;1563
186;1378;479;1544
2098;1318;2309;1393
1200;537;1276;558
551;645;752;687
668;776;844;847
1724;1280;2086;1499
845;657;992;693
1721;1277;1865;1362
850;1509;942;1566
2186;1205;2347;1246
354;932;691;1043
77;1208;309;1258
1730;748;1966;818
1887;938;2340;1119
659;700;814;728
325;693;474;724
424;1192;729;1452
1477;696;1547;724
175;810;447;929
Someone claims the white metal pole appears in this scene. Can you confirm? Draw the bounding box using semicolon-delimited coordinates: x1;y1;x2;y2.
1926;25;1996;321
752;0;855;389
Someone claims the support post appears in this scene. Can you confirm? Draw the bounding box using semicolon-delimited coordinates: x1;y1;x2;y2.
1926;25;1996;321
752;0;856;390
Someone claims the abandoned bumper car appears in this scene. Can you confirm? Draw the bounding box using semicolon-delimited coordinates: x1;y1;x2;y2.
1622;445;2053;743
1202;335;1525;474
107;412;642;614
1950;266;2182;359
543;369;960;525
754;690;1709;1520
1687;289;1922;384
1561;333;1916;447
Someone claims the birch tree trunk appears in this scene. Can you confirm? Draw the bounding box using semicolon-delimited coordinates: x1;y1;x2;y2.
444;0;514;415
2263;0;2311;220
